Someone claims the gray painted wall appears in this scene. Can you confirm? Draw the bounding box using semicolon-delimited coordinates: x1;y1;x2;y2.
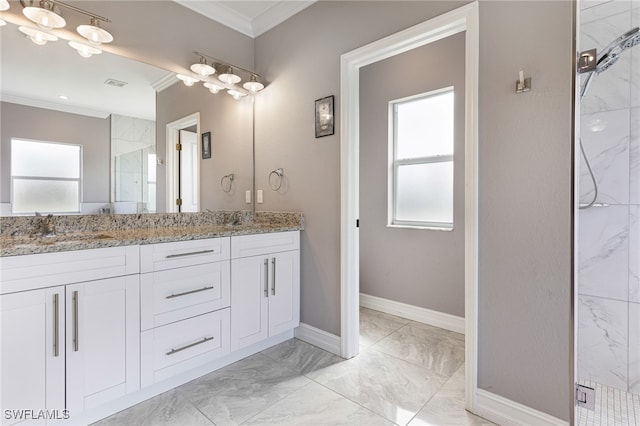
359;33;465;317
0;102;110;204
156;83;253;212
255;0;572;420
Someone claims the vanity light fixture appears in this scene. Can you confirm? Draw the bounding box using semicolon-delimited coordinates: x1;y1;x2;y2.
190;56;215;77
218;66;241;85
243;74;264;94
176;74;199;87
204;82;223;94
77;17;113;45
0;0;9;11
227;89;247;100
19;25;58;45
68;40;101;58
0;20;6;26
22;0;65;29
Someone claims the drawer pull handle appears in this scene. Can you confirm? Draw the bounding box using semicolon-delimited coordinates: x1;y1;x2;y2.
72;290;79;352
271;257;276;296
166;286;214;299
53;293;59;357
264;258;269;297
166;249;215;259
166;336;214;356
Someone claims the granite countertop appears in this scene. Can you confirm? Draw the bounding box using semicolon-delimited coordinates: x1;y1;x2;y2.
0;211;304;257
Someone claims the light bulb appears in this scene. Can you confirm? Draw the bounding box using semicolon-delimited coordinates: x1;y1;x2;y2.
23;5;66;29
0;19;6;27
204;82;222;94
68;41;102;58
227;90;246;100
0;0;9;11
243;75;264;93
18;26;58;46
219;67;241;85
176;74;198;87
77;18;113;45
190;58;215;77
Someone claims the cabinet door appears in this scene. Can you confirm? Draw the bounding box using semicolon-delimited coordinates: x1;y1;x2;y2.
1;287;65;425
230;256;269;351
268;251;300;336
66;275;140;413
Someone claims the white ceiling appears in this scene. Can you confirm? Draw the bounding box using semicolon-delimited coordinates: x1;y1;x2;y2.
173;0;316;38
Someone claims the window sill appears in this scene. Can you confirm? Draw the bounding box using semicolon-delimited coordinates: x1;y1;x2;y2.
386;224;453;232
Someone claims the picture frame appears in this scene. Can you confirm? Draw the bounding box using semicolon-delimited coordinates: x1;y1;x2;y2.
201;131;211;159
315;95;334;138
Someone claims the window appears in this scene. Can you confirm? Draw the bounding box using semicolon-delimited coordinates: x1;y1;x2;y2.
11;139;82;214
389;87;454;229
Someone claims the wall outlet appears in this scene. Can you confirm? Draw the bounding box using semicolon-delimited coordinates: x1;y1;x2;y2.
245;190;251;204
257;189;263;204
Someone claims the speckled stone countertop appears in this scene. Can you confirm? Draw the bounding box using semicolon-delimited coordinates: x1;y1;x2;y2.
0;211;304;257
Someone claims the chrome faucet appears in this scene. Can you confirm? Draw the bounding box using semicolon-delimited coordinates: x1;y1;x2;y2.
229;210;243;226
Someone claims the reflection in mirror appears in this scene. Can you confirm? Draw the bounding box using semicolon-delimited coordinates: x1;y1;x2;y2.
0;19;167;216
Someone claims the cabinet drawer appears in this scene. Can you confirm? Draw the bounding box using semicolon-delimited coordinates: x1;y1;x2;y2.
140;237;230;273
0;246;140;295
231;231;300;259
140;309;230;387
140;261;230;330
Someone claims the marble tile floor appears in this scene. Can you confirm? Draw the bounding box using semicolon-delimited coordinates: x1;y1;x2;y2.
94;307;492;426
577;380;640;426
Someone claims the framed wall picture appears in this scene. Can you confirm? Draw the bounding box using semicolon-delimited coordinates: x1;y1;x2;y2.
315;95;334;138
202;131;211;159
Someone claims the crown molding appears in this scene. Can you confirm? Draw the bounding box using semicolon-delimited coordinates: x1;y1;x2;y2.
152;72;180;92
173;1;316;38
1;94;112;119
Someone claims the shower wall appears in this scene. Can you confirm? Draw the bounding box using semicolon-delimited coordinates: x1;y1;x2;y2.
578;0;639;395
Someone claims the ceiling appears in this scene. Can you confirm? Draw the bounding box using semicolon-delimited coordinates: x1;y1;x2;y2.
173;0;316;38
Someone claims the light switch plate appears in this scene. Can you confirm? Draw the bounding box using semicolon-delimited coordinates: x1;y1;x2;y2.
257;190;263;204
245;190;251;204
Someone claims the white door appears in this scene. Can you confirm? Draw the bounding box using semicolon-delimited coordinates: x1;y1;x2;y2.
268;251;300;336
230;256;269;351
179;130;199;212
66;276;139;413
1;287;65;425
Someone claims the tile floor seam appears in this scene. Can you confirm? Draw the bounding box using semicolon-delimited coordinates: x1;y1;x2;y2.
176;388;217;426
237;380;318;425
307;375;403;426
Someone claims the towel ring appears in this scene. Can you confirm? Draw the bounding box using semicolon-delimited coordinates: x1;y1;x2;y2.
268;168;284;191
221;173;234;193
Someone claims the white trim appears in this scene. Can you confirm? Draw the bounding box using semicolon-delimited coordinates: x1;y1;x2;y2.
165;113;200;213
151;72;180;93
359;293;465;334
340;0;479;415
1;93;111;119
475;389;569;426
252;1;316;38
294;322;341;356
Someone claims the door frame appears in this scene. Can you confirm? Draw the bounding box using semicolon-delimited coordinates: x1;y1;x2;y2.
339;1;479;412
165;113;200;213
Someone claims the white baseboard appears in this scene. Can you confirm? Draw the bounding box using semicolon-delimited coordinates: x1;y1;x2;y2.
294;322;341;356
360;293;465;334
475;389;569;426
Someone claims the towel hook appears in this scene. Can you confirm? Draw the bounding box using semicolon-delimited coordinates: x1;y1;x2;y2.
221;173;234;193
268;168;284;191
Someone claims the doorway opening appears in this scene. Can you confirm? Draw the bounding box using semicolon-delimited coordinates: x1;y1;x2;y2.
339;1;479;413
166;113;200;213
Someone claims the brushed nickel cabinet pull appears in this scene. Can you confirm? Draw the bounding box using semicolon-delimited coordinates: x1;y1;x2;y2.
72;290;79;352
166;336;213;356
166;286;214;299
264;258;269;297
53;293;59;357
166;249;214;259
271;257;276;296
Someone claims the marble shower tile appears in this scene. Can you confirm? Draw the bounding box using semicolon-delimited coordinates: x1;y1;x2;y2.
244;381;394;426
579;109;630;205
359;307;410;350
408;366;494;426
578;295;628;390
629;302;640;393
581;0;632;24
113;114;135;142
260;338;344;376
91;389;212;426
630;206;640;302
632;5;639;108
373;323;465;377
578;205;629;301
177;353;309;425
311;349;448;426
631;107;640;204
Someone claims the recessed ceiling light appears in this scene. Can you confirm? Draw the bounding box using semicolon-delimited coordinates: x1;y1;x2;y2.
59;95;68;100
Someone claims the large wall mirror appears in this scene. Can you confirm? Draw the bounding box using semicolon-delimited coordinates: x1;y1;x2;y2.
0;18;254;216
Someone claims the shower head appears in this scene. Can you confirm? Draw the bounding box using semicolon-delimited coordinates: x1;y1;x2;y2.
595;27;640;74
580;27;640;101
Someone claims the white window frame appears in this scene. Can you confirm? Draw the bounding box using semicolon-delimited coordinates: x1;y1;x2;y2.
388;86;455;230
10;138;83;215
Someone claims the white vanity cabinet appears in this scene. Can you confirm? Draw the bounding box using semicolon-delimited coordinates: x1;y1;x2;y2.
230;231;300;351
0;246;140;422
139;238;231;387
